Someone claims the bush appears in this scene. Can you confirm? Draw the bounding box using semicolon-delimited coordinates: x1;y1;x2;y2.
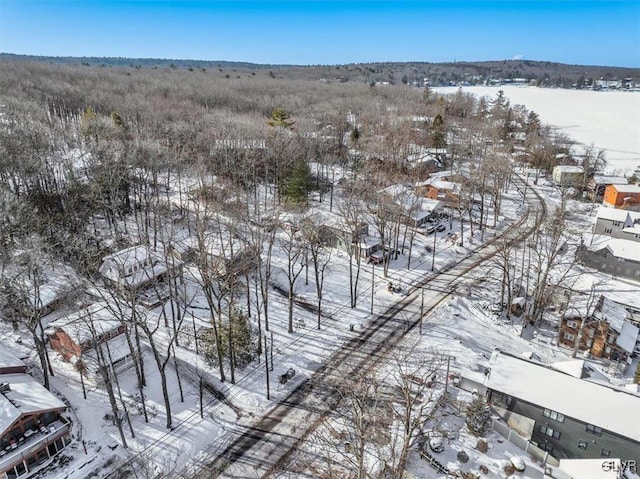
476;439;488;453
503;463;515;475
457;450;470;463
479;465;489;474
465;396;492;437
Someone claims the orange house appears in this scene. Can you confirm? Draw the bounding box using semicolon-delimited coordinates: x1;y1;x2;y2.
603;184;640;209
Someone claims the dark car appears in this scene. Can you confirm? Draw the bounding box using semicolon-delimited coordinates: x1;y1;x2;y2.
436;224;446;232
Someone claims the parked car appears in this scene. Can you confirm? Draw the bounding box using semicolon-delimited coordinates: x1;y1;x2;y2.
425;225;437;235
424;244;433;252
367;251;389;265
428;437;444;453
436;224;446;232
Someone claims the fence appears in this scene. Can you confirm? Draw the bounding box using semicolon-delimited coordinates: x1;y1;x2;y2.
491;418;559;467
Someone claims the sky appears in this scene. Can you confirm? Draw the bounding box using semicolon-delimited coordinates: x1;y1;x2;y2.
1;1;639;67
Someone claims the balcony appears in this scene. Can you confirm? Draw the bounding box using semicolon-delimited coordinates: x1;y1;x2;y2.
0;418;71;477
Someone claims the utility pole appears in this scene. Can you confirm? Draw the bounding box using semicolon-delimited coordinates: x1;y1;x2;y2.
370;262;375;314
420;288;425;335
270;331;274;371
264;335;270;400
431;229;437;272
444;355;452;395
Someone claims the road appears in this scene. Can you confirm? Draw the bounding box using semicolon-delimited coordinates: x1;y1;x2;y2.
183;174;546;479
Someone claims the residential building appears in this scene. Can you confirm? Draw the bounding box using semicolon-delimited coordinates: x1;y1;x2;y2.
587;175;628;200
602;184;640;209
552;165;584;187
318;213;380;258
558;295;639;367
46;302;136;378
578;237;640;281
483;350;640;463
0;346;71;479
99;245;177;291
592;206;640;240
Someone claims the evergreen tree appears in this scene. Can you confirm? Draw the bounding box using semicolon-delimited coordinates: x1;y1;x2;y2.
267;107;295;129
465;396;491;437
281;159;311;206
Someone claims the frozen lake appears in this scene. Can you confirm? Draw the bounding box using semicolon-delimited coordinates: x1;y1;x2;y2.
436;85;640;177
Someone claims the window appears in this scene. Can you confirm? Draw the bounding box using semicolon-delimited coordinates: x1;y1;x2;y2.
543;409;565;423
604;228;612;234
564;333;575;341
586;424;602;436
538;425;561;439
601;448;611;457
566;320;578;328
539;442;554;453
578;440;588;450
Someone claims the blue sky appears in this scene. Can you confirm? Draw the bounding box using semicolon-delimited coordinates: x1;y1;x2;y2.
1;1;639;67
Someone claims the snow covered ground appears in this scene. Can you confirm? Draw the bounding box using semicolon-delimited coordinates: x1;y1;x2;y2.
436;85;640;177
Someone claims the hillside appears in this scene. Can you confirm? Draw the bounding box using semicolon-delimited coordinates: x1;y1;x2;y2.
2;53;639;87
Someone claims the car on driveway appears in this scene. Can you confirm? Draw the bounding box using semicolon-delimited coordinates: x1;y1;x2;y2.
425;225;437;235
436;224;446;232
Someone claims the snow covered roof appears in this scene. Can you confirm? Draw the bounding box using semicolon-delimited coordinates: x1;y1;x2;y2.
428;180;460;193
605;238;640;263
0;345;25;371
485;350;640;442
610;184;640;193
99;245;169;288
553;165;583;173
616;321;640;353
559;459;621;479
46;302;128;345
592;175;628;185
595;206;640;223
0;373;67;434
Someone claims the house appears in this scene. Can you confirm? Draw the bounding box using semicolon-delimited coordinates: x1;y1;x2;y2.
381;184;442;227
602;184;640;209
592;206;640;240
552;165;584;187
587;175;628;200
578;237;640;281
417;179;461;202
46;302;135;378
483;350;640;463
558;295;638;366
99;245;181;293
0;346;71;479
319;213;381;258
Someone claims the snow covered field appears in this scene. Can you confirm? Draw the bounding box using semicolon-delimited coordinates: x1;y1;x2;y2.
436;85;640;177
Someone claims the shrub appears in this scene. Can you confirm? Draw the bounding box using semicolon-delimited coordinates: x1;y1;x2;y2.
457;450;470;463
476;439;488;453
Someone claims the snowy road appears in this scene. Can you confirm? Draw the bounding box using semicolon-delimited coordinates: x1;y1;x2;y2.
184;175;546;479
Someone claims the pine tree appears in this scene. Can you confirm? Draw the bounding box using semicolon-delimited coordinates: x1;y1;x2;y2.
465;396;491;437
281;160;311;206
267;107;295;129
